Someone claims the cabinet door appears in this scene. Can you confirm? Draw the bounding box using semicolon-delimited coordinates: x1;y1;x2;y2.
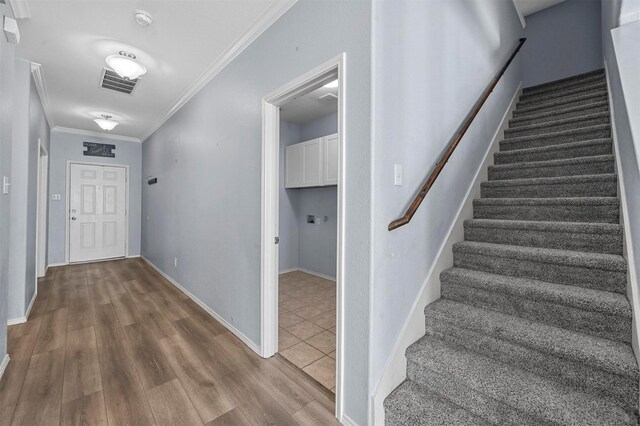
323;133;339;186
285;144;303;188
302;138;322;187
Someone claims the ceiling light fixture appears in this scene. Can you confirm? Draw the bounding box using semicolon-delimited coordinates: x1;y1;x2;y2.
134;10;153;26
94;114;119;131
323;79;338;89
105;51;146;80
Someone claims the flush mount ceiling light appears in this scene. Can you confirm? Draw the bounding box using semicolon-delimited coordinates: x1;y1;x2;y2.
105;51;146;80
134;10;153;26
323;79;338;89
94;114;119;131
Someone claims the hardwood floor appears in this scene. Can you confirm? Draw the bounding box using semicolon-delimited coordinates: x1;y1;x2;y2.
0;258;338;426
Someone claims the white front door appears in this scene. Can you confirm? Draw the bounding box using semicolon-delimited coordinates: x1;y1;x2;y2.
69;163;126;263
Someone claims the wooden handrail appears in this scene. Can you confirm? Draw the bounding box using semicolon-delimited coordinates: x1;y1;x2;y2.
388;38;526;231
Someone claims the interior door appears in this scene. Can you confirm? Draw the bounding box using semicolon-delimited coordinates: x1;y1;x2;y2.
69;163;126;263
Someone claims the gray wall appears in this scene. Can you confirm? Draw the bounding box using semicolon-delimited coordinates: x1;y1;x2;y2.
279;119;300;273
48;131;142;265
0;1;16;364
279;112;338;279
7;58;50;321
522;0;603;87
370;0;523;393
142;1;372;422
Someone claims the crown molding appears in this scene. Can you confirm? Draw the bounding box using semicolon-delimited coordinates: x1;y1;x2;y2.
139;0;297;142
30;62;56;128
9;0;30;19
52;126;141;143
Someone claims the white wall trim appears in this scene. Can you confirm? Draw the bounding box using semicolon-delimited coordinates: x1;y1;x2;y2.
139;0;297;142
30;63;55;128
9;0;30;19
603;60;640;371
370;82;523;426
141;256;261;355
512;0;526;28
619;10;640;26
126;254;141;259
0;355;9;382
279;267;336;282
7;288;36;325
47;262;67;268
52;127;141;144
340;413;360;426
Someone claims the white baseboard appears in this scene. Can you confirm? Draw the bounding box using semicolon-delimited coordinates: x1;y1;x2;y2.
141;256;262;356
604;61;640;372
340;413;360;426
279;267;336;282
370;81;523;426
7;290;37;326
47;262;67;268
0;355;9;382
126;254;141;259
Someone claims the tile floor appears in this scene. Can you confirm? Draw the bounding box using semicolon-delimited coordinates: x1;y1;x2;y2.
278;271;336;393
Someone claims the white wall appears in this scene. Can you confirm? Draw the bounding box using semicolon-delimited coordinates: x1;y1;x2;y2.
279;119;300;272
521;0;603;87
370;0;523;399
0;1;17;363
141;1;372;422
47;131;142;265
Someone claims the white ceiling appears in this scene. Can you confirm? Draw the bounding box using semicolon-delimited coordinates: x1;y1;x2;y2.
513;0;566;17
14;0;295;141
280;84;338;125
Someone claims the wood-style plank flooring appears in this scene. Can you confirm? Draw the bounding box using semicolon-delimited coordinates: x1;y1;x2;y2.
0;258;338;426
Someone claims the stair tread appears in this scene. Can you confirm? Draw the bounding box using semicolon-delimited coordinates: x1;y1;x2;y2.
489;154;614;171
453;241;626;271
497;138;611;158
474;196;620;206
501;123;610;145
518;82;607;105
504;111;609;135
422;299;638;378
522;69;604;93
510;101;608;124
481;173;616;188
407;335;636;425
515;90;608;114
464;218;622;234
385;380;490;426
442;266;630;318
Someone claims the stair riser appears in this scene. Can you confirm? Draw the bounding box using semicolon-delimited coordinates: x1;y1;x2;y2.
406;362;544;426
440;282;630;342
453;251;626;293
423;317;637;409
504;116;609;139
518;84;607;107
480;180;617;198
495;143;611;164
488;159;614;180
464;225;622;255
473;202;619;223
509;104;608;128
500;127;611;151
514;94;608;116
522;74;604;98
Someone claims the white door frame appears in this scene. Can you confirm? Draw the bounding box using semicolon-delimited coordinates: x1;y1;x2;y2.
65;160;129;264
261;53;346;420
35;141;48;279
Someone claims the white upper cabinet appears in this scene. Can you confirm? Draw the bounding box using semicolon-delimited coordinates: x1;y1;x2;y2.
285;133;338;188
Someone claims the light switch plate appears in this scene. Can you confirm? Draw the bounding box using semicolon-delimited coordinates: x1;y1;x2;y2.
394;164;403;186
2;176;9;194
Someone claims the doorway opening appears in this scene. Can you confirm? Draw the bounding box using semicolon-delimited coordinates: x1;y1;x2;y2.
65;161;129;264
261;54;345;420
35;141;48;279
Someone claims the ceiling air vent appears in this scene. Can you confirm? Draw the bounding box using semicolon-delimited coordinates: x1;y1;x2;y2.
100;68;140;95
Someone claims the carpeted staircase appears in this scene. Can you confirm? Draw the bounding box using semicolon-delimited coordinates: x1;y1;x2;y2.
384;69;640;425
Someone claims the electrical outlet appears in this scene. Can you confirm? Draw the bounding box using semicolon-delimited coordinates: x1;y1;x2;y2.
51;194;61;201
174;257;178;268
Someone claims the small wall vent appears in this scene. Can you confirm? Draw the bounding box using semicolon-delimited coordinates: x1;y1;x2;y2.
100;69;140;95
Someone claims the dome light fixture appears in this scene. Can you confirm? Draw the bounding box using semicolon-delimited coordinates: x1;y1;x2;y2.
94;114;119;131
105;51;147;80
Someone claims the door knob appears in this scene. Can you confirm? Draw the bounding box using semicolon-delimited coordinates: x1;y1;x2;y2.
71;217;76;220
